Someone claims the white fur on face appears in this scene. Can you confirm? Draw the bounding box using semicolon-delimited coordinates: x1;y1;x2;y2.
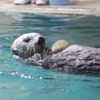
11;33;46;59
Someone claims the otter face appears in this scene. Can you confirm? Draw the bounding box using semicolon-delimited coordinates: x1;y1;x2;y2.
11;33;46;59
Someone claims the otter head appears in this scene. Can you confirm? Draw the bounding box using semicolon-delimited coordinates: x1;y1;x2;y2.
11;33;46;59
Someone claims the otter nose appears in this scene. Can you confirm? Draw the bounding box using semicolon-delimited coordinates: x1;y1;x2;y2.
12;49;19;55
37;37;45;45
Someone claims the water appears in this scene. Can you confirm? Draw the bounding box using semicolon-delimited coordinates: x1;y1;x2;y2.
0;12;100;100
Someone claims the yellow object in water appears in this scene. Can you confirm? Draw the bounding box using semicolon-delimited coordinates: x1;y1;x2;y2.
51;40;69;54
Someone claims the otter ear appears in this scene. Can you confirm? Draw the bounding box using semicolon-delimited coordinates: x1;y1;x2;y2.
23;37;31;43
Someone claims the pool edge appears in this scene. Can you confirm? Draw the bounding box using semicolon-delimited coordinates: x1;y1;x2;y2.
0;6;100;16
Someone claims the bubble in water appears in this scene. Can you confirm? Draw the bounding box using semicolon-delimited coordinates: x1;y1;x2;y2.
62;89;69;92
0;45;3;48
27;76;32;79
10;72;19;76
0;71;3;74
62;89;65;91
6;36;13;40
10;72;16;76
20;73;24;78
39;77;43;79
3;60;7;64
24;76;28;78
10;72;34;79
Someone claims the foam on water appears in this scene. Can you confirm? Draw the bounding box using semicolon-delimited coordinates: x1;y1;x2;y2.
0;12;100;100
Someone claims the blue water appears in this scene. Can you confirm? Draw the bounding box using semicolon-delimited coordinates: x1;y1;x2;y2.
0;12;100;100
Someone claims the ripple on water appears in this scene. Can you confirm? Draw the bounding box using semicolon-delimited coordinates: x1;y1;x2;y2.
10;72;35;79
0;12;100;100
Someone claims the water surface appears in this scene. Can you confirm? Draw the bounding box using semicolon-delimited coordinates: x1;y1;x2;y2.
0;12;100;100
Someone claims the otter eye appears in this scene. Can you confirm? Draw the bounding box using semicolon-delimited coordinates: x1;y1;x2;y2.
23;37;31;43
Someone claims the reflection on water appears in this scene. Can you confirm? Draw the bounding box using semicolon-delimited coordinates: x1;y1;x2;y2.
0;12;100;100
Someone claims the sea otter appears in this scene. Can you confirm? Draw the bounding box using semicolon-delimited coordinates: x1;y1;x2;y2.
11;33;100;75
11;33;46;59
